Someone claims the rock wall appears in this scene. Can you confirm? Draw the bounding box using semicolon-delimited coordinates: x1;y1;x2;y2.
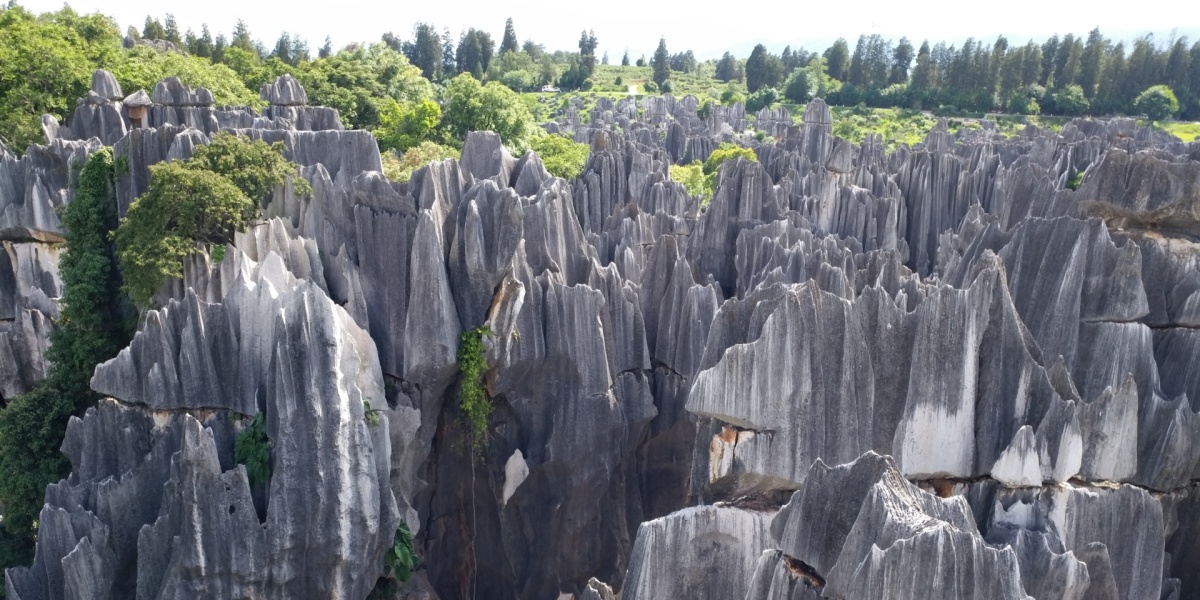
6;73;1200;600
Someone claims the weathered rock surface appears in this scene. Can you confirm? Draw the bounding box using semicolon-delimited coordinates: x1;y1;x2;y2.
10;77;1200;600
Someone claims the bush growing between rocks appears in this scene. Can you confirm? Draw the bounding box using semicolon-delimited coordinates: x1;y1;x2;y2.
374;98;441;152
530;133;589;180
115;133;308;307
381;141;460;183
442;73;534;152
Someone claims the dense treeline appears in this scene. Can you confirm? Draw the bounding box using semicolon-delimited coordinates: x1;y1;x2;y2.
726;31;1200;119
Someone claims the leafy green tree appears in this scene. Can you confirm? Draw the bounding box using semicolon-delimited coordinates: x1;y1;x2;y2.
783;69;811;104
231;19;255;52
530;133;589;179
719;86;744;105
113;46;260;107
890;37;915;85
375;98;441;151
116;134;307;306
1052;84;1090;115
163;14;181;45
407;23;443;81
500;18;519;55
1134;85;1179;120
188;132;311;203
745;44;782;93
621;51;630;66
745;87;779;112
142;16;164;40
442;73;534;149
0;5;121;151
1079;28;1106;99
823;38;851;81
319;36;333;59
715;52;742;83
651;38;670;87
116;164;253;306
578;29;598;80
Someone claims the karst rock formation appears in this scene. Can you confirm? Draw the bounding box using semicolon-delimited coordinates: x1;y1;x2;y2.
3;70;1200;599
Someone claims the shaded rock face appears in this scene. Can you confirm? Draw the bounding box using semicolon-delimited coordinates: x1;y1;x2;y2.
9;79;1200;600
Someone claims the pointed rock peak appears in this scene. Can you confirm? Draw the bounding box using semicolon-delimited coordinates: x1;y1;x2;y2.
152;77;214;107
260;74;308;106
991;426;1042;487
91;69;123;101
802;98;831;126
1048;356;1082;401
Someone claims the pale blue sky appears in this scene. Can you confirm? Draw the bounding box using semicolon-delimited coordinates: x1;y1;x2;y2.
17;0;1200;60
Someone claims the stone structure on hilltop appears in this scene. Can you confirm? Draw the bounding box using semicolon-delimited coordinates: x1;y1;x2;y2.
4;71;1200;599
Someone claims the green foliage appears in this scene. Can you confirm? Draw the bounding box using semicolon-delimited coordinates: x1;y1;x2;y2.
745;87;779;112
651;38;670;87
380;141;460;183
0;5;121;150
670;162;711;204
211;245;226;263
1134;85;1180;121
363;401;380;426
111;46;259;107
783;69;812;104
720;87;745;105
457;325;492;454
375;98;442;152
115;163;252;307
384;522;417;583
703;142;757;175
1009;93;1041;115
234;413;271;486
188;132;311;203
697;99;713;120
115;134;306;306
442;73;534;150
1052;84;1090;116
0;149;129;569
643;81;658;93
530;133;589;180
1067;170;1084;190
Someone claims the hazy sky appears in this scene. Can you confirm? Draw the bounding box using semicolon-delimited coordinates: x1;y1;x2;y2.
18;0;1200;60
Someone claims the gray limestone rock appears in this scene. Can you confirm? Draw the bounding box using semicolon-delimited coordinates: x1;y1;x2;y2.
260;74;308;106
623;505;774;600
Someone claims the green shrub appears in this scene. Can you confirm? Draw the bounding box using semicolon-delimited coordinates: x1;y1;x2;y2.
614;76;622;86
745;87;779;112
375;98;442;152
783;70;811;105
457;325;491;454
1134;85;1180;121
720;87;745;105
187;132;311;203
703;142;757;175
234;412;271;486
531;133;589;180
384;522;417;582
1052;85;1090;116
115;135;307;306
660;80;673;94
381;141;460;183
670;161;711;204
643;81;658;93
